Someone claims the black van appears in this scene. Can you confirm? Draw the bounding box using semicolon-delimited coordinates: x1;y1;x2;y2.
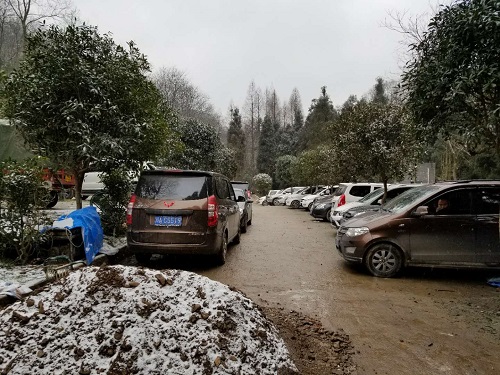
127;170;241;265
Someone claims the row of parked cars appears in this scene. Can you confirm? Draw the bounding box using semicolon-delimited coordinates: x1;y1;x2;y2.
264;181;500;278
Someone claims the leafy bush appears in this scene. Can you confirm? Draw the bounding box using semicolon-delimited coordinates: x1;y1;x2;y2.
252;173;272;195
0;159;51;263
92;168;134;237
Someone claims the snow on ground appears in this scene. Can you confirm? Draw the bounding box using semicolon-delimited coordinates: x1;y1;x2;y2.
0;265;298;374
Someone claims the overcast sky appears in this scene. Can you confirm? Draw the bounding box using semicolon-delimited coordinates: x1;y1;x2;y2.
73;0;437;117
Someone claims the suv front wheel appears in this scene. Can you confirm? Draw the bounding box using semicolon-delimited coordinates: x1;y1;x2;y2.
364;243;403;278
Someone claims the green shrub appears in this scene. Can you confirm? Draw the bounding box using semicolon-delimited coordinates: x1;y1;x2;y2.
0;159;51;263
252;173;272;195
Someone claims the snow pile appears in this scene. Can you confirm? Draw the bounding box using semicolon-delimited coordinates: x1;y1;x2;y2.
0;265;297;374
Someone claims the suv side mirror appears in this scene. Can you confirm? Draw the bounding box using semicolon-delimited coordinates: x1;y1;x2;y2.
412;206;429;217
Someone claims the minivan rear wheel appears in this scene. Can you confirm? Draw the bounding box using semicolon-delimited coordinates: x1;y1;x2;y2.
364;243;403;278
215;233;228;265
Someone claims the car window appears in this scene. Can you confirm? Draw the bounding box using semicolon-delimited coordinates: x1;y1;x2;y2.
474;187;500;215
426;188;473;215
359;189;383;203
234;188;245;200
136;175;208;200
335;185;347;196
231;182;248;191
215;177;231;199
350;185;372;197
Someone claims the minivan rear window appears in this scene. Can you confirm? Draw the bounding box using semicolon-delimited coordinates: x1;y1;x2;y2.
135;175;208;200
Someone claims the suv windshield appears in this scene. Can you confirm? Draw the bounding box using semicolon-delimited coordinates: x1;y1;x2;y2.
231;182;249;191
383;185;440;213
358;188;384;203
136;175;208;200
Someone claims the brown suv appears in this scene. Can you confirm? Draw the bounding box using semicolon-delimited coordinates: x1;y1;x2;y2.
336;181;500;277
127;170;241;265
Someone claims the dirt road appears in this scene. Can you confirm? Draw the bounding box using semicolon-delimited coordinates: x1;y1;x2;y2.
193;203;500;375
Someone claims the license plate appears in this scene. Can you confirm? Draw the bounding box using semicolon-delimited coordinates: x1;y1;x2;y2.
154;215;182;227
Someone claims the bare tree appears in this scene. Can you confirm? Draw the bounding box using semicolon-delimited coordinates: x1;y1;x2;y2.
381;2;447;67
0;0;75;70
242;80;263;176
152;66;222;131
6;0;74;38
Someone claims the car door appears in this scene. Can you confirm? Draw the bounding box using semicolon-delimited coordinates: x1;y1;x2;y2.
409;188;476;263
474;186;500;263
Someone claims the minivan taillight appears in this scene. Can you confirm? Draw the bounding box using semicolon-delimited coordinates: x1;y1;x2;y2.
338;194;346;207
207;195;218;227
126;194;136;225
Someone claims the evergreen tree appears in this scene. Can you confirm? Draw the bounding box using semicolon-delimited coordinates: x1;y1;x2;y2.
371;77;389;105
257;115;276;175
227;107;246;178
299;86;337;151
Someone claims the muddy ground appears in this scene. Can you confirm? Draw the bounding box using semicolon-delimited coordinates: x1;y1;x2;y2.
121;202;500;375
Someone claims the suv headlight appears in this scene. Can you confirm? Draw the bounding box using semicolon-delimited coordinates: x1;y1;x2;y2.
316;203;325;209
345;227;369;237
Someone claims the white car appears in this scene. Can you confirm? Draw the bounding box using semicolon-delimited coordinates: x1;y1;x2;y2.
271;186;306;206
265;189;281;205
285;186;327;208
300;186;335;210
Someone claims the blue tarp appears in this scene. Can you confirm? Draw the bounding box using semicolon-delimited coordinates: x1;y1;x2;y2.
47;206;103;265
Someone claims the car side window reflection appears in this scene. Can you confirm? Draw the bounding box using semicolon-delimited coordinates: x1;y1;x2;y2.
475;187;500;215
227;181;236;201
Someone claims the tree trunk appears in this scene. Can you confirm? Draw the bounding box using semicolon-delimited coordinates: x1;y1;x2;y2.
74;170;84;209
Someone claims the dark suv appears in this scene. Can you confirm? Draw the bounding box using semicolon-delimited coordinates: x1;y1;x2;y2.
336;181;500;277
127;170;241;265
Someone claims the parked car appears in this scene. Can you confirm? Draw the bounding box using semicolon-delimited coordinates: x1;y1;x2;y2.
231;180;252;200
331;184;419;227
127;170;241;265
336;180;500;277
301;186;335;210
234;188;253;233
285;185;326;208
265;189;281;205
309;193;336;221
272;186;306;206
82;162;155;199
